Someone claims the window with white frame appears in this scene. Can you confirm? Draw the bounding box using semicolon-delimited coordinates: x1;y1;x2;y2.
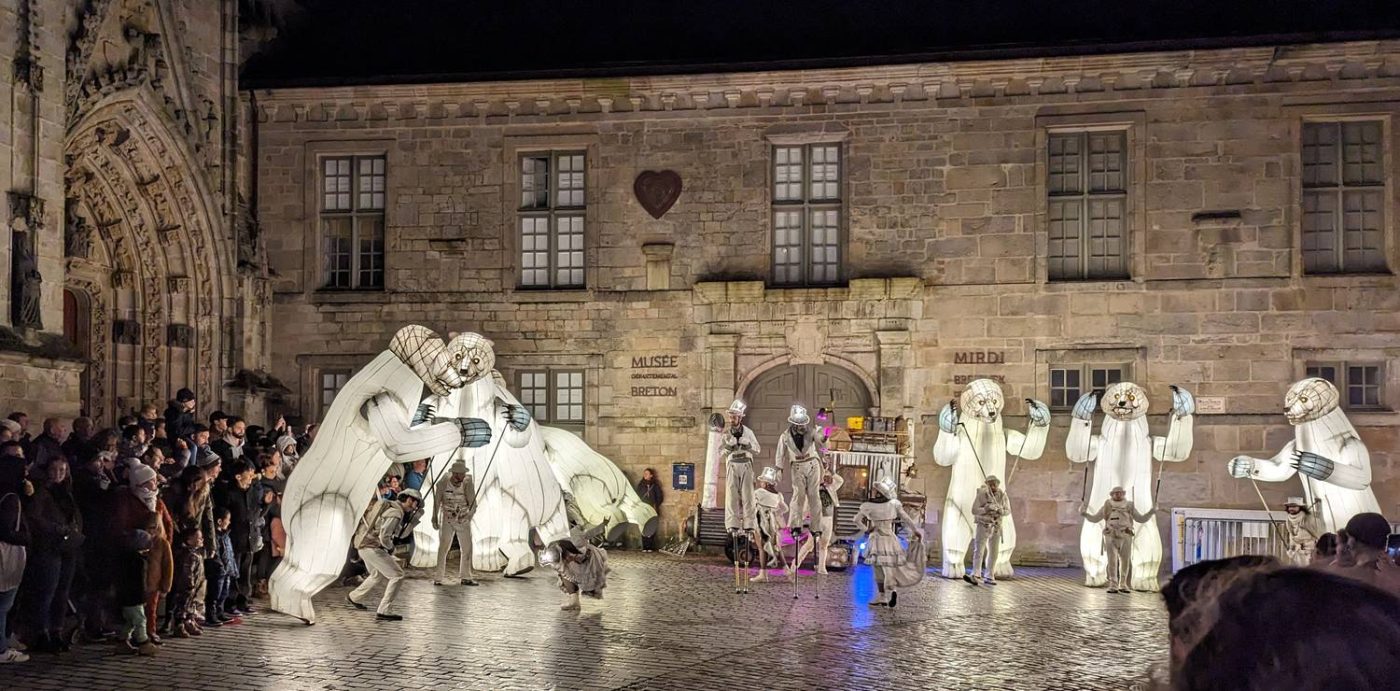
519;152;586;288
1305;361;1385;410
1048;364;1129;410
772;144;843;286
1047;131;1130;281
320;156;386;289
517;369;586;427
1301;121;1387;274
318;369;352;419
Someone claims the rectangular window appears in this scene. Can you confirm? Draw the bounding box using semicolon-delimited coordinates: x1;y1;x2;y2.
1048;364;1127;410
318;369;352;418
516;369;586;427
519;152;586;288
771;144;843;286
1047;131;1129;281
1301;121;1387;274
320;156;386;290
1306;361;1385;410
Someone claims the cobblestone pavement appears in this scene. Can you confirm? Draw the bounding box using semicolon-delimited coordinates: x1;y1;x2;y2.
4;553;1167;690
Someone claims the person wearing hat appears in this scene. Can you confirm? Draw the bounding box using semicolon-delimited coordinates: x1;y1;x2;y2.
1281;496;1324;566
1331;512;1400;596
967;475;1012;586
274;434;301;477
720;399;760;535
1080;486;1155;593
540;525;609;611
795;469;845;575
164;388;198;443
347;488;422;620
775;404;826;544
113;463;160;654
433;459;478;586
854;477;924;607
751;465;788;582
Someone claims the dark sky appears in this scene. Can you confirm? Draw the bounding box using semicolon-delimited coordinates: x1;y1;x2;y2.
243;0;1400;88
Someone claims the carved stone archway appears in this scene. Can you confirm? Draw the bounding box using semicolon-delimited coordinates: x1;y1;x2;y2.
63;89;234;423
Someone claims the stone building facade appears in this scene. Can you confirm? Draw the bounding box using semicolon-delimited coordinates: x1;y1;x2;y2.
0;0;276;424
250;40;1400;565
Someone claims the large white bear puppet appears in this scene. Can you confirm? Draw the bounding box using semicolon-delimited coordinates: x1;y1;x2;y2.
271;326;493;623
413;333;657;576
1228;377;1380;531
933;379;1051;579
1068;382;1194;592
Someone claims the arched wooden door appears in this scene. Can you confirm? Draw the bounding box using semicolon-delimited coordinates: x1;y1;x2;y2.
730;364;873;498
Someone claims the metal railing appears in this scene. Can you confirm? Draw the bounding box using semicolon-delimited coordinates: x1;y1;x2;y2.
1171;506;1400;573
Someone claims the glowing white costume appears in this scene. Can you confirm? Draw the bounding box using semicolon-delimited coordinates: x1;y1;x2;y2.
271;326;492;623
1068;383;1194;592
1228;378;1381;534
410;334;657;575
721;400;760;532
932;380;1050;579
751;466;788;581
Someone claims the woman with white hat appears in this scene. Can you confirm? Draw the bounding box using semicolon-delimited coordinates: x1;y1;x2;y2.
1282;496;1324;566
751;465;788;582
853;477;924;607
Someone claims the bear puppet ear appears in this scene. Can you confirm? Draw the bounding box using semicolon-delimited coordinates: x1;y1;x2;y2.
448;331;459;339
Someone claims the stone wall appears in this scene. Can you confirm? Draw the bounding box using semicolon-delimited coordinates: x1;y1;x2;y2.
253;40;1400;566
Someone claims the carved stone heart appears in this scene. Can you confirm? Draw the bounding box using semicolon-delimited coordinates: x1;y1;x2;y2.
633;170;682;219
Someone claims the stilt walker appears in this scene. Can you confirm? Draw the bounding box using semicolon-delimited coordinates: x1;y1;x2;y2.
721;399;760;593
965;476;1010;586
752;466;789;583
776;405;825;545
854;477;924;608
1079;486;1155;593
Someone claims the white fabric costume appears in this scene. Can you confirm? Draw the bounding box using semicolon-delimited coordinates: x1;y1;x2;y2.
1081;491;1154;592
349;496;412;616
1068;382;1194;592
721;400;760;532
854;478;924;606
969;481;1011;583
1282;498;1325;566
271;326;491;623
932;380;1050;579
775;405;825;532
752;466;787;581
433;462;477;583
1228;378;1381;534
410;333;656;575
794;472;844;573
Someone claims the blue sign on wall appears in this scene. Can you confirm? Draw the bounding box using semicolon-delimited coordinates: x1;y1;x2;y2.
672;463;695;491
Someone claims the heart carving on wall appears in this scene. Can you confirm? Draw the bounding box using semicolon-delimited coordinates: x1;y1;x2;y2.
633;170;682;219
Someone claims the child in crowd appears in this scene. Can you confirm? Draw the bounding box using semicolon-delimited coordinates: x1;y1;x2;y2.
169;527;206;637
205;507;240;627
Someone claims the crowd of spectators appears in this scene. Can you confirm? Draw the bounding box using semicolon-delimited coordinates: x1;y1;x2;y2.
0;390;313;660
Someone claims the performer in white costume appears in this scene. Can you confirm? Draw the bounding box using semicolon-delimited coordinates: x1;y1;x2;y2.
1228;377;1381;534
751;466;788;582
775;404;827;571
1079;486;1155;593
1068;382;1194;592
346;489;423;621
965;476;1011;586
794;470;844;574
932;379;1050;579
721;400;760;533
1281;497;1325;566
271;326;492;623
432;459;477;586
854;478;924;608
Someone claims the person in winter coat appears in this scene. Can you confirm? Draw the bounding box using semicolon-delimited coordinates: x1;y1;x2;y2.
168;527;205;638
0;446;32;664
966;476;1012;587
28;419;67;471
163;389;197;443
854;477;924;608
635;468;663;552
112;464;160;655
347;489;422;620
432;460;477;587
71;450;117;640
21;457;84;652
61;418;98;469
215;461;261;615
145;491;175;643
205;507;239;628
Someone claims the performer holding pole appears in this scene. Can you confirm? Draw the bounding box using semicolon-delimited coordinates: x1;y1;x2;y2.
720;399;760;593
1282;496;1324;566
964;476;1010;586
1079;486;1155;593
776;405;824;545
854;477;924;608
751;466;788;582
